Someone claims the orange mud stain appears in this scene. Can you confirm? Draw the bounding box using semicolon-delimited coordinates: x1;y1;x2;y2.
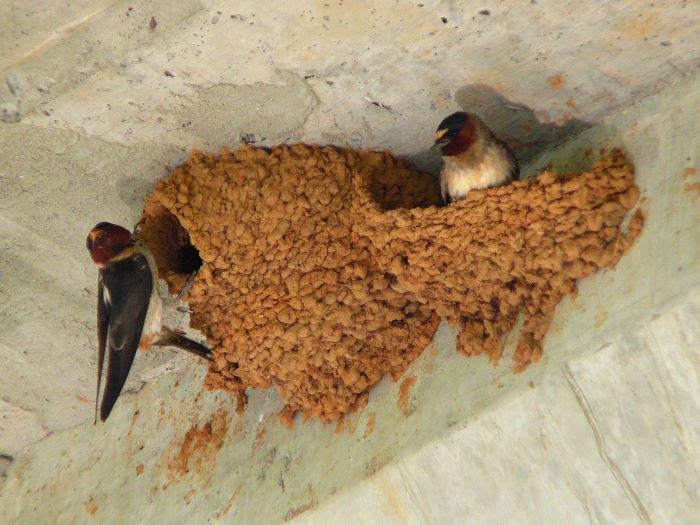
594;309;608;328
167;409;229;477
215;482;245;520
397;376;418;416
345;412;360;436
84;497;98;515
365;454;392;477
284;484;317;522
251;425;266;455
616;15;653;38
362;412;377;439
276;407;296;431
684;182;700;196
548;74;566;89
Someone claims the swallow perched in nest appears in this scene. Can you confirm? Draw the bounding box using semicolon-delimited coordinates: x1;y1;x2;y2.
433;111;519;204
86;221;211;422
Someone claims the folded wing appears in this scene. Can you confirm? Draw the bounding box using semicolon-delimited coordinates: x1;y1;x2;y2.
97;253;152;421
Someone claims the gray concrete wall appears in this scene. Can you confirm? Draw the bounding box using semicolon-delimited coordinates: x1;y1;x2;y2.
1;61;699;525
3;0;700;455
1;1;699;523
2;0;700;455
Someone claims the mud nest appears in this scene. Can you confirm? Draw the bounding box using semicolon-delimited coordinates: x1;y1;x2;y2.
139;144;643;422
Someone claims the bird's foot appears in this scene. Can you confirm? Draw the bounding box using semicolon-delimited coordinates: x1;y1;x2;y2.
175;271;197;302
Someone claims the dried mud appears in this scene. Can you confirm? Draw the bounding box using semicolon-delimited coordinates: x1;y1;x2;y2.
139;144;643;422
168;410;229;476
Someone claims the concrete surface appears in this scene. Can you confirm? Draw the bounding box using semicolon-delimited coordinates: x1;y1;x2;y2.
2;50;700;525
0;1;699;523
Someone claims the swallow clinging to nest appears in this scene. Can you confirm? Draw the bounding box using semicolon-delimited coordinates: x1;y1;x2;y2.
86;221;211;422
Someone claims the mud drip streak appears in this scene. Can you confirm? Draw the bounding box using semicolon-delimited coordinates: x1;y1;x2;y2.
563;364;652;525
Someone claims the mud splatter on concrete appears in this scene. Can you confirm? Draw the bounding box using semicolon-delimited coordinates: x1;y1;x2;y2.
548;74;566;89
83;497;98;515
251;425;266;455
684;182;700;196
362;412;377;439
398;376;418;416
594;309;608;328
167;409;229;477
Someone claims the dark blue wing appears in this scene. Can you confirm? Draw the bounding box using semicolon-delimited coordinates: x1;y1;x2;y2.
98;253;152;421
95;276;108;424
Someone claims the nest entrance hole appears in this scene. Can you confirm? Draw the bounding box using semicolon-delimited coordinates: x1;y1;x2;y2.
365;158;441;211
138;202;202;293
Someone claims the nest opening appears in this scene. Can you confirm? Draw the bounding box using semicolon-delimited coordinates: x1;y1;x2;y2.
365;158;441;211
138;202;202;293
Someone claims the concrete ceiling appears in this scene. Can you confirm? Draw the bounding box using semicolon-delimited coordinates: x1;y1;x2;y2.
1;0;699;458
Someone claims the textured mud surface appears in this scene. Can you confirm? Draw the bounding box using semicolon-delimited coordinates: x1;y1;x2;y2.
139;144;642;422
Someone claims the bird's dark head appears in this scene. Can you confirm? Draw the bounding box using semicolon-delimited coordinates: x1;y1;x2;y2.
86;222;134;265
433;111;477;157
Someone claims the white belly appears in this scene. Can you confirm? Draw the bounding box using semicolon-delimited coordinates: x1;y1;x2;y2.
440;150;513;201
141;288;163;341
140;246;163;343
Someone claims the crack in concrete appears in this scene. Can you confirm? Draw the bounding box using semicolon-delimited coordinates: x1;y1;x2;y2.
0;398;50;456
563;364;652;525
4;1;120;70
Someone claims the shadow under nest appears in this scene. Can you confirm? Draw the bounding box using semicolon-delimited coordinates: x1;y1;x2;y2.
138;143;643;424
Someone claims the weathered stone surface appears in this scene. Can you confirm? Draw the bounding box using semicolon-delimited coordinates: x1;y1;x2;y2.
0;1;699;522
1;65;699;524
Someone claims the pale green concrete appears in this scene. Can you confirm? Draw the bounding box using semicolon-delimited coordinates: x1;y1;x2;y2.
2;0;700;451
1;63;699;525
1;1;700;523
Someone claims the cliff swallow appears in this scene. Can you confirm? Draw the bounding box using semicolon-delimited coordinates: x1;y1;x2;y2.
86;222;211;422
433;111;519;204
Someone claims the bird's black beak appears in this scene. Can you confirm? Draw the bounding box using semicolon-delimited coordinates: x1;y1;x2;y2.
431;129;449;150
